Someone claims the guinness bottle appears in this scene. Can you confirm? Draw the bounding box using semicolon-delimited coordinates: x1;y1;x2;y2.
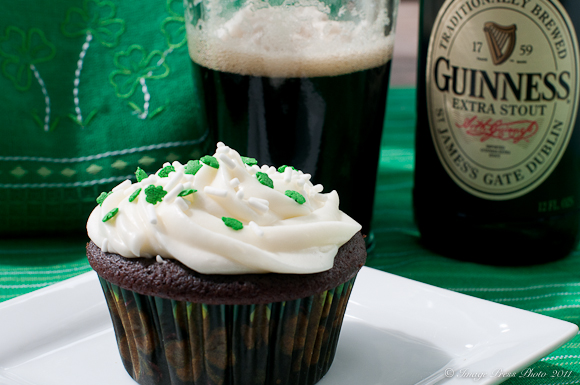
415;0;580;264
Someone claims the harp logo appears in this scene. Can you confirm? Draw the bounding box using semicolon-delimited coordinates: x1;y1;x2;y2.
426;0;580;200
484;23;517;65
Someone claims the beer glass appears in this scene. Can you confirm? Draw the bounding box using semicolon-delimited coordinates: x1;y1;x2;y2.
185;0;399;245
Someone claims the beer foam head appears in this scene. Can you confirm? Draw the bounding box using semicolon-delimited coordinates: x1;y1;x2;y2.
186;1;395;77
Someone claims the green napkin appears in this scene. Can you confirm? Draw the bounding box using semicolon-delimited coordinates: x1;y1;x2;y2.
0;0;212;234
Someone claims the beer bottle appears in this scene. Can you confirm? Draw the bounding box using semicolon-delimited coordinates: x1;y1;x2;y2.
414;0;580;264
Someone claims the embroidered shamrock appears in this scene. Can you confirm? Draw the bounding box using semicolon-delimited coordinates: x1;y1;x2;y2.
0;26;57;131
110;45;170;119
110;46;171;98
61;0;126;127
0;27;55;91
161;0;187;50
61;0;125;48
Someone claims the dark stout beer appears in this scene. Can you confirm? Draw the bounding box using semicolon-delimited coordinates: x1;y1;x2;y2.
193;61;391;237
187;4;396;238
415;0;580;264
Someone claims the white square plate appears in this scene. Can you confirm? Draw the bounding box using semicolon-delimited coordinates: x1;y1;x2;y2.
0;267;576;385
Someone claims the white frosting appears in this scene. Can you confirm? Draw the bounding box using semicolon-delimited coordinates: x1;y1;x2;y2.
87;143;361;275
186;3;395;77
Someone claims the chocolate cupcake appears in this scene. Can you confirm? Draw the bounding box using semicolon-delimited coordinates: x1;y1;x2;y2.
86;142;366;385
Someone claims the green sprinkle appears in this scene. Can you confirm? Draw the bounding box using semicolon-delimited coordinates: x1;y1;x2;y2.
201;155;219;169
184;160;203;175
144;185;167;205
222;217;243;231
158;165;175;178
135;167;148;182
102;208;119;222
285;190;306;204
278;165;297;173
96;191;111;206
256;172;274;189
241;156;258;166
177;189;197;197
128;188;142;203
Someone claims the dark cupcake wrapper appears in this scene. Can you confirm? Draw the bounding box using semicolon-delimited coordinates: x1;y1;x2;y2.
98;275;357;385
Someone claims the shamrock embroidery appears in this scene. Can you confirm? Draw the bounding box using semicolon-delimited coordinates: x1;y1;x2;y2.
0;26;57;131
110;45;170;119
110;46;171;98
61;0;126;127
0;27;55;91
61;0;125;48
161;0;187;50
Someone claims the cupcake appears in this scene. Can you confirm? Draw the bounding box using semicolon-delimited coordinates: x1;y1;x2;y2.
86;142;366;385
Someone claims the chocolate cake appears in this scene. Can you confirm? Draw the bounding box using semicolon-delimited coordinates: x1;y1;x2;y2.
87;231;365;305
86;143;367;385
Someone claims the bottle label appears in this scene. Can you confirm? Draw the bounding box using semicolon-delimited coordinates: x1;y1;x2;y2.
426;0;580;200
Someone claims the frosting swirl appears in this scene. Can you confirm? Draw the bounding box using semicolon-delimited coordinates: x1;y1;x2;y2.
86;143;361;274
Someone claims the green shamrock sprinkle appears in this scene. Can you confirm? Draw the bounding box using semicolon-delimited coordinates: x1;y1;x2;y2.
102;208;119;222
128;188;142;203
177;189;197;197
144;185;167;205
184;160;202;175
136;167;148;182
285;190;306;204
241;156;258;166
201;155;219;169
222;217;243;231
278;165;297;173
96;191;112;206
158;165;175;178
256;172;274;188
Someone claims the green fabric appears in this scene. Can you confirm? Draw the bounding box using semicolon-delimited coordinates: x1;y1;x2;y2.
3;87;580;383
0;0;212;234
0;236;91;302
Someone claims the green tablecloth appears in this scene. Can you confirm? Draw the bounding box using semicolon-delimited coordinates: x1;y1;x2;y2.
3;87;580;384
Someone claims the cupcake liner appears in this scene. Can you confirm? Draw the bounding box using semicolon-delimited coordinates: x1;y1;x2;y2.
99;275;356;385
